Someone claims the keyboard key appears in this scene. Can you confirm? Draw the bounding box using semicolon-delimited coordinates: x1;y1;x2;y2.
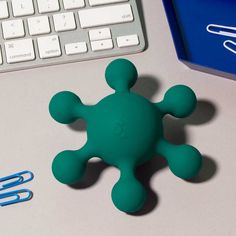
38;35;61;59
0;0;145;73
28;16;51;36
37;0;60;13
117;34;139;48
12;0;34;17
91;39;113;51
2;19;25;40
0;1;9;19
5;39;35;64
78;4;133;28
53;12;76;32
89;0;128;6
89;28;111;41
63;0;85;10
65;42;87;55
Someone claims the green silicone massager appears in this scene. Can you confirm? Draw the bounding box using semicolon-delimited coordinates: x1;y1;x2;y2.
49;58;202;213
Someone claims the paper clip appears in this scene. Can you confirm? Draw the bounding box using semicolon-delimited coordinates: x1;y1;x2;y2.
0;171;34;207
0;189;33;207
0;171;34;191
207;24;236;38
223;40;236;55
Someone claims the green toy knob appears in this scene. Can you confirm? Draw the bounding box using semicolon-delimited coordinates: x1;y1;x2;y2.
105;58;138;92
112;175;146;213
158;85;197;118
49;91;83;124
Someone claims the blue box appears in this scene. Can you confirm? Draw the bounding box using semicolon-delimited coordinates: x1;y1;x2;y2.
163;0;236;80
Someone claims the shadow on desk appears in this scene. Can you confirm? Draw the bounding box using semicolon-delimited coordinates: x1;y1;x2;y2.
69;75;219;216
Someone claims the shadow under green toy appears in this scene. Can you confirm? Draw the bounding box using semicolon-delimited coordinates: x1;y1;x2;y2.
49;59;202;213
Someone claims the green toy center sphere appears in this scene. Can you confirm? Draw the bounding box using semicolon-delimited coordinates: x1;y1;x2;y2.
105;59;138;91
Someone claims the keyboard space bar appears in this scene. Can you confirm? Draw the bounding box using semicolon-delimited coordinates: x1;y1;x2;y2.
78;4;134;28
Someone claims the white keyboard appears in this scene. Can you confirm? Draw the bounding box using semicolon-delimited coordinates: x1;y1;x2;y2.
0;0;145;73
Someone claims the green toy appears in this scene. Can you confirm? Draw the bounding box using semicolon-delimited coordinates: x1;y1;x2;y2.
49;59;202;213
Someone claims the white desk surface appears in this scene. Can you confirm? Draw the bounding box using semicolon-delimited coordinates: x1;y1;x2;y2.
0;1;236;236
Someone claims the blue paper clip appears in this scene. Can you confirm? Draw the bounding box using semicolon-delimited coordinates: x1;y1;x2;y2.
0;170;34;190
0;189;33;207
0;171;34;207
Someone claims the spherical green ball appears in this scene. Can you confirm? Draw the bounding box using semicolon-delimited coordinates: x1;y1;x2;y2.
105;59;138;91
49;91;81;124
112;178;146;213
168;145;202;179
164;85;197;118
52;151;86;184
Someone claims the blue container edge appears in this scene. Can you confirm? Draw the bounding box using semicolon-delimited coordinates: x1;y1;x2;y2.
162;0;236;80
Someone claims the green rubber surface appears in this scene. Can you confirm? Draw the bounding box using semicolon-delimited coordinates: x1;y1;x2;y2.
49;59;202;213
